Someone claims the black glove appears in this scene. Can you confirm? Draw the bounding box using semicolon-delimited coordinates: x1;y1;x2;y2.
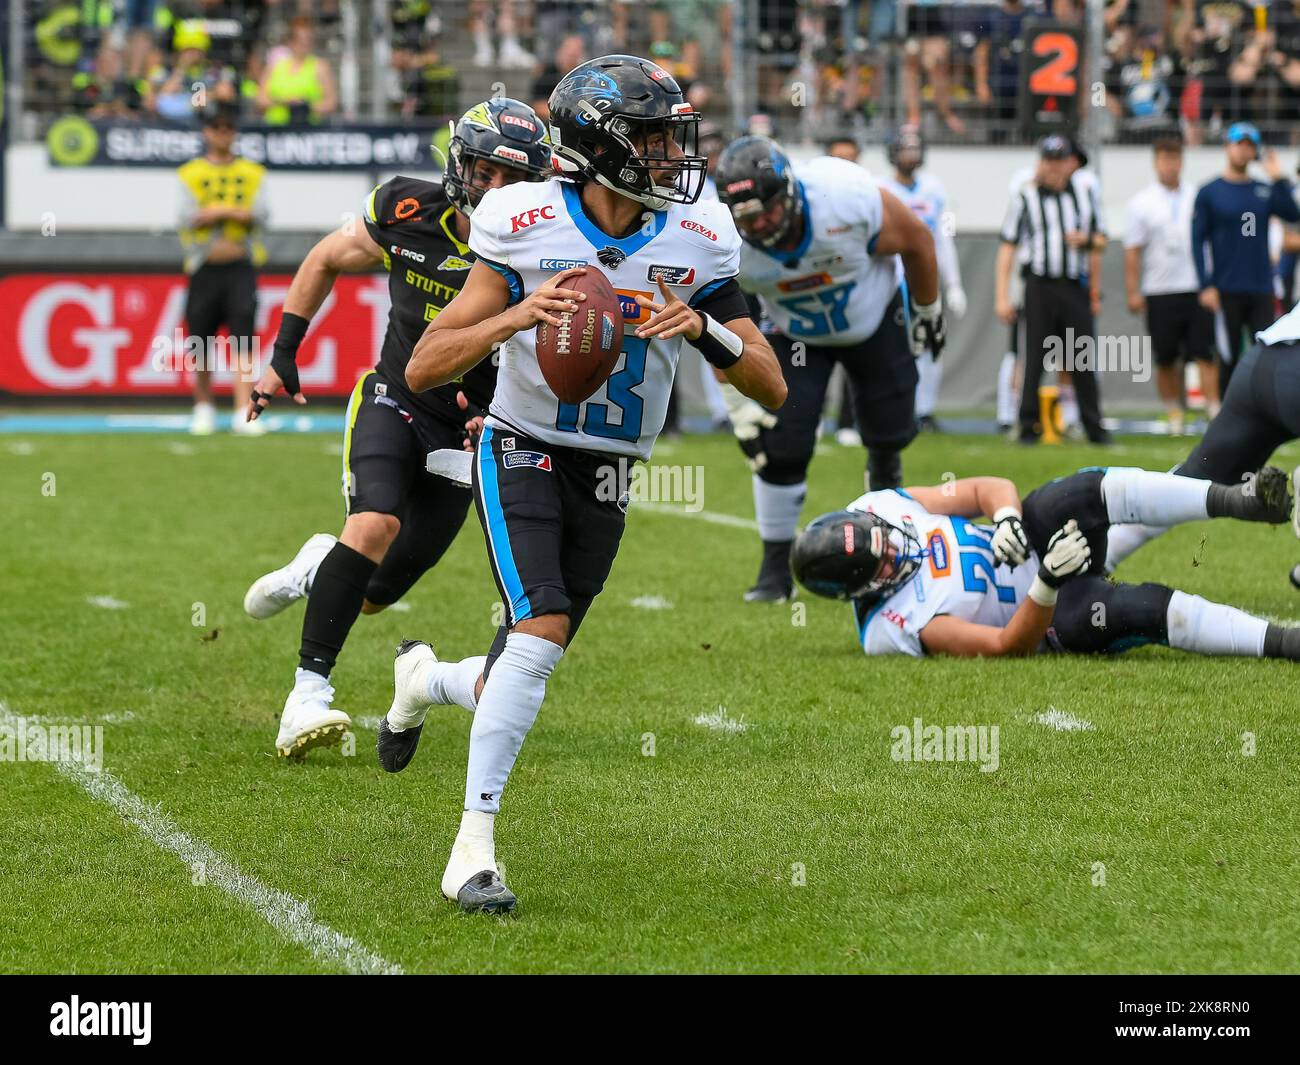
269;311;310;396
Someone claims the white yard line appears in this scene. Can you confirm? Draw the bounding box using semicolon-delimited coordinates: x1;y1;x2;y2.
636;501;758;531
0;703;402;976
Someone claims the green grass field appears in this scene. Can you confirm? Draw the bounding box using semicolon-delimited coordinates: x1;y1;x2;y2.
3;426;1299;974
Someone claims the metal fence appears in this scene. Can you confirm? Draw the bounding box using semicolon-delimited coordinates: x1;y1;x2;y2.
10;1;1300;147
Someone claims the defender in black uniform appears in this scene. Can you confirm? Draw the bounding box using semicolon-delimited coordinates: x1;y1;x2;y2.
241;99;552;758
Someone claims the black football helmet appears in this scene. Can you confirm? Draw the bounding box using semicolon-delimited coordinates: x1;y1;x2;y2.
715;135;803;249
791;510;923;603
886;123;924;176
548;54;706;209
443;98;553;216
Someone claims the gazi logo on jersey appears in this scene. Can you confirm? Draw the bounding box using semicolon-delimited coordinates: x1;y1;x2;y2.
680;219;717;241
509;204;556;233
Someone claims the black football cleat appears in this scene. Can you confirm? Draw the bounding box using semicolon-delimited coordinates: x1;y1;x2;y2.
1215;466;1294;524
376;715;423;774
743;577;795;603
744;539;794;602
455;870;517;914
375;638;435;772
1252;466;1294;524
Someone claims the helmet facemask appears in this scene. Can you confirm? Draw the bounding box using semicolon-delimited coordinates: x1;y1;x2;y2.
445;143;544;216
560;106;707;210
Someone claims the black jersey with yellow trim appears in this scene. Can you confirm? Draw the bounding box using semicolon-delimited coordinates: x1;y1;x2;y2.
362;174;497;425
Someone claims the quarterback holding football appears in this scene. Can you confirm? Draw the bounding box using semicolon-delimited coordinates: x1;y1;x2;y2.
382;55;786;913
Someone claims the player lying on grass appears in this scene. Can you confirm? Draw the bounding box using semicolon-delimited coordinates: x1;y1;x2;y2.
237;100;552;758
376;55;785;913
789;466;1300;660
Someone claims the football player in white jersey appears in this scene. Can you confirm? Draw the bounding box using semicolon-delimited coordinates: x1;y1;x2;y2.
714;135;944;602
789;465;1297;661
878;125;966;432
373;55;785;913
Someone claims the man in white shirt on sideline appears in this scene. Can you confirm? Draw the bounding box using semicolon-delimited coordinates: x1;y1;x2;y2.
1124;132;1219;433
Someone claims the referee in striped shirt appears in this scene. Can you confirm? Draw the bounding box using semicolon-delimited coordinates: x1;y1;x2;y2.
996;133;1111;445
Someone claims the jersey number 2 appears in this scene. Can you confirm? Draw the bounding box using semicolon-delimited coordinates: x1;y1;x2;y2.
952;519;1017;604
555;335;648;443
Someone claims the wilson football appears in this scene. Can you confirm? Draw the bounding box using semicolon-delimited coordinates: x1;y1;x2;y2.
535;267;624;404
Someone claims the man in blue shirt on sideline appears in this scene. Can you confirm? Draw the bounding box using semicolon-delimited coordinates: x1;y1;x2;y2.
1191;122;1300;397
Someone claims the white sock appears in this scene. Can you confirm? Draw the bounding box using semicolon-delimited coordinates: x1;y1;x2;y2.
427;655;487;713
1104;523;1167;573
915;353;942;418
1101;468;1210;526
996;352;1018;425
1166;590;1268;657
1059;383;1080;428
464;633;563;814
753;475;806;542
443;809;497;897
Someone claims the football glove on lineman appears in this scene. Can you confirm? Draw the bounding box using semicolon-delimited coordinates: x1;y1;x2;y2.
1038;519;1091;588
909;297;946;360
990;506;1031;567
720;381;778;472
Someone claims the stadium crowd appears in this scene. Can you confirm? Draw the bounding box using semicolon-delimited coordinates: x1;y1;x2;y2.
14;0;1300;143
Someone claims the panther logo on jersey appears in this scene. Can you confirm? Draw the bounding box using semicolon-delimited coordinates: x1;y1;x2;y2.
597;246;627;269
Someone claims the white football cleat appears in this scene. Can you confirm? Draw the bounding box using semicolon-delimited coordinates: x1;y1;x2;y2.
441;812;516;913
275;669;351;759
189;402;217;436
243;533;336;619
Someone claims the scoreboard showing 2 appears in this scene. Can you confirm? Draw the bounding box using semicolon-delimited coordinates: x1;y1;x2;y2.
1019;20;1085;137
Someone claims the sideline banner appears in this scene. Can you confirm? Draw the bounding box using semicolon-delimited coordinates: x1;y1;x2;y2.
46;117;447;170
0;272;392;397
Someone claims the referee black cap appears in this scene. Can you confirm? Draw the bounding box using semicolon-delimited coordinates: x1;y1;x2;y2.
1038;133;1072;160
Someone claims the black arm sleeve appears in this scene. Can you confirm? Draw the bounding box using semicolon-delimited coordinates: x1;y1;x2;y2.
691;278;752;323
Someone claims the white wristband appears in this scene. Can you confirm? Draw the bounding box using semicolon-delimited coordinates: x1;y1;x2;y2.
1028;576;1058;607
992;506;1022;524
913;297;942;319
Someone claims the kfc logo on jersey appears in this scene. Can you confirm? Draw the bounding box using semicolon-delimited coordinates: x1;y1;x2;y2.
510;205;556;234
680;219;717;241
646;264;696;285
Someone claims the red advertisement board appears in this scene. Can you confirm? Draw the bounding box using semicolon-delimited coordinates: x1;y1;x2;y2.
0;273;393;396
